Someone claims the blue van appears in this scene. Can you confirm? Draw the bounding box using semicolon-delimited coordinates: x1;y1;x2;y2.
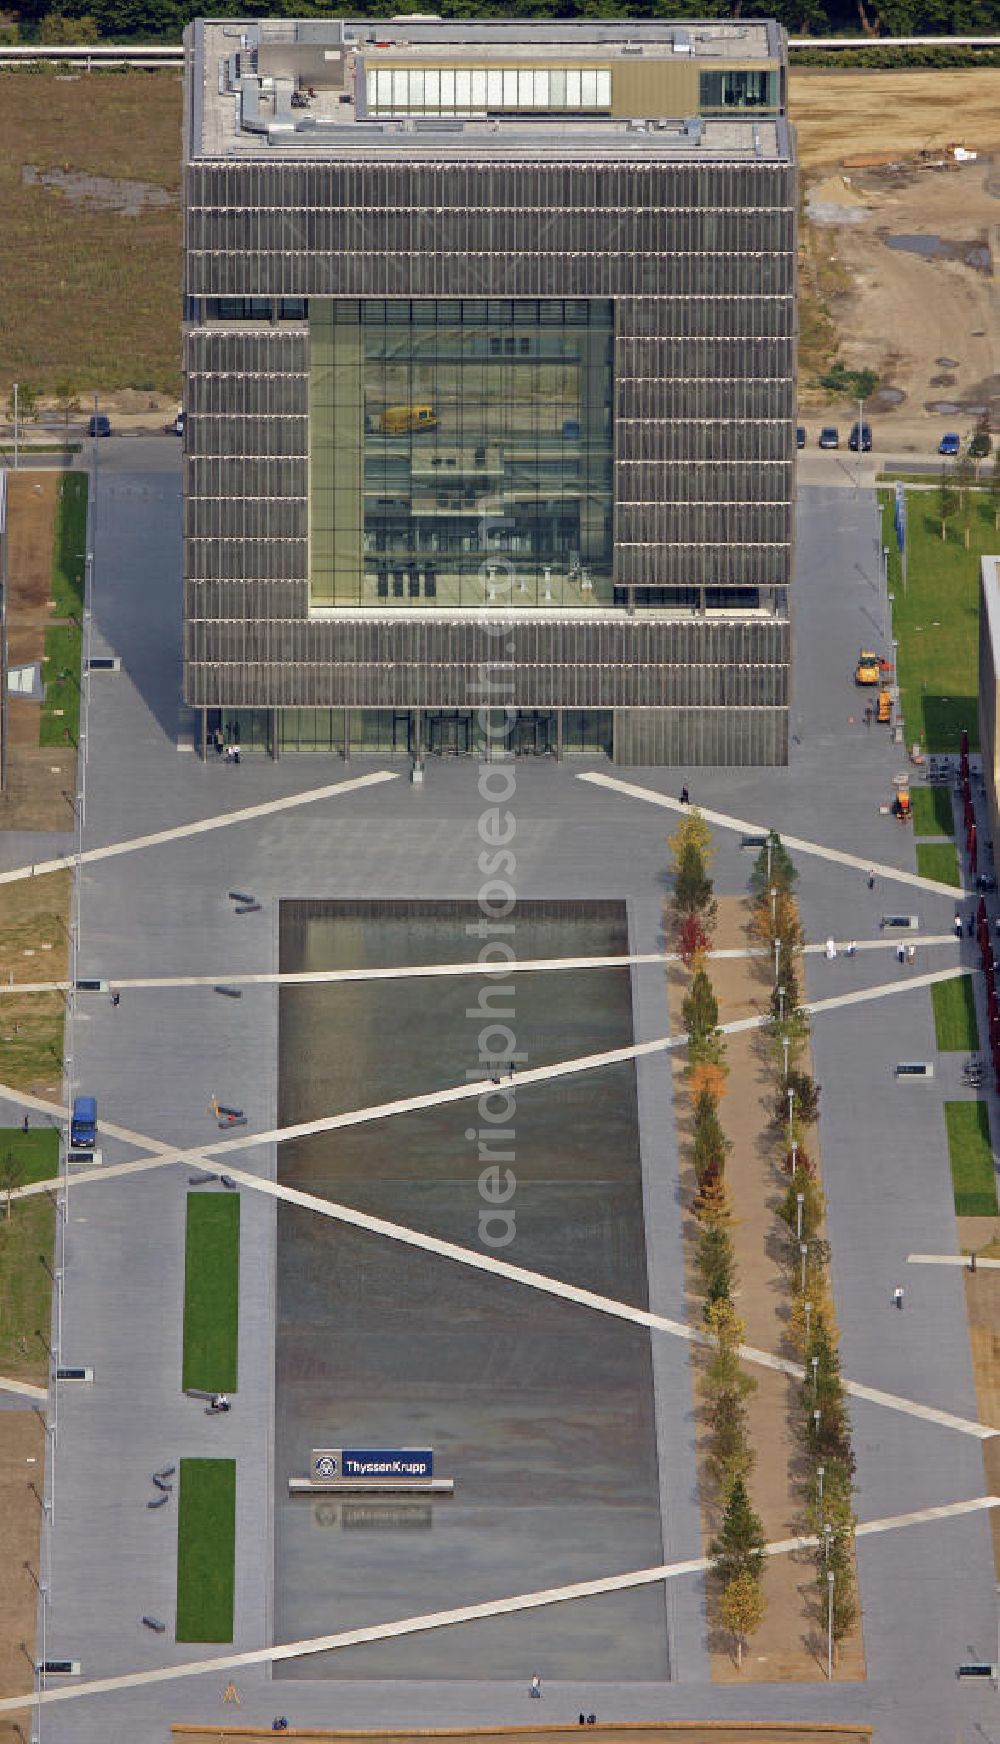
70;1095;97;1149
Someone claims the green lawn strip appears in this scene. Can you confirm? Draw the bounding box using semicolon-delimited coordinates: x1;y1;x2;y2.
931;975;980;1052
0;1126;60;1186
880;487;996;753
915;841;961;887
39;620;82;746
944;1100;998;1217
0;1129;59;1381
910;784;954;837
51;473;88;618
182;1193;239;1393
176;1458;236;1643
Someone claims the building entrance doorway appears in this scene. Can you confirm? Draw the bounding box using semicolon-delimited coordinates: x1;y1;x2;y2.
426;711;474;756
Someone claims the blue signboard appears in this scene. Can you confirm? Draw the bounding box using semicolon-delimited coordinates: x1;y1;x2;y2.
311;1447;433;1483
344;1449;433;1479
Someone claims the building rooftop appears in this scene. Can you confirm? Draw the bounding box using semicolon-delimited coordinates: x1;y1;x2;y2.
187;17;790;162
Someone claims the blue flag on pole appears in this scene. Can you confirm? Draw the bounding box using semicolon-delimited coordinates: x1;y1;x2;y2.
893;481;906;554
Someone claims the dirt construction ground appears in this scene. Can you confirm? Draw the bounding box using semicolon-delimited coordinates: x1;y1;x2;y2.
790;71;1000;451
0;471;77;831
0;1411;46;1744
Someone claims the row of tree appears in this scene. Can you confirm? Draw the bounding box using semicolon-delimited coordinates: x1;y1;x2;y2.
750;831;858;1660
936;441;1000;545
3;0;997;51
671;810;768;1669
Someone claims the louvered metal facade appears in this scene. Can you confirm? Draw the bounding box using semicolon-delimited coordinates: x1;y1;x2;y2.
182;19;796;766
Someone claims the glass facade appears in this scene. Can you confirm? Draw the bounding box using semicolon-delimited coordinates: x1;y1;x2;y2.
365;65;613;114
699;69;778;111
309;297;614;609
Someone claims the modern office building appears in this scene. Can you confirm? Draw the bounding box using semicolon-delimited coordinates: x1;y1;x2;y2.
182;17;796;763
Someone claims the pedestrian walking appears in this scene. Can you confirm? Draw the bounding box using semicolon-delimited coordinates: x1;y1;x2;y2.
529;1674;542;1699
893;1285;905;1310
867;868;875;890
110;991;120;1009
954;914;963;940
968;912;975;936
896;943;905;964
864;704;872;729
232;742;241;765
679;784;690;805
21;1113;29;1134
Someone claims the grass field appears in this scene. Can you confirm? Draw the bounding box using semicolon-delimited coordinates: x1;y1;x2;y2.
931;975;979;1053
0;68;182;395
0;872;70;1094
175;1458;236;1643
182;1194;239;1394
910;785;954;837
51;474;88;619
944;1100;998;1217
0;1127;60;1383
915;842;961;887
39;473;88;746
881;489;997;753
40;621;82;746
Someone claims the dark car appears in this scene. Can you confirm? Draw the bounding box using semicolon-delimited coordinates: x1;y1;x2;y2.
818;426;839;449
796;425;806;449
848;420;872;452
938;431;960;456
88;414;112;438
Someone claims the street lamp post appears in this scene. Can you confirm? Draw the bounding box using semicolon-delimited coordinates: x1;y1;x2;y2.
778;985;785;1023
817;1462;825;1509
812;1354;820;1397
774;937;781;985
805;1299;813;1341
824;1520;833;1563
771;885;778;927
787;1087;795;1142
800;1241;808;1292
783;1034;790;1082
796;1192;804;1242
827;1568;835;1680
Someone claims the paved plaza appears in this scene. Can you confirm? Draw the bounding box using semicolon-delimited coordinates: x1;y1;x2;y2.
1;438;999;1742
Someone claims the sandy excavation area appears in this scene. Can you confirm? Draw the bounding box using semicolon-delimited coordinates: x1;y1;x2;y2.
790;70;999;450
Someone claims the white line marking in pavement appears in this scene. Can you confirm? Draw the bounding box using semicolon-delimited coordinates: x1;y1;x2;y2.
3;1496;996;1714
0;771;399;887
578;771;971;899
909;1253;1000;1270
7;1051;992;1442
0;1375;47;1401
0;934;959;998
6;962;971;1207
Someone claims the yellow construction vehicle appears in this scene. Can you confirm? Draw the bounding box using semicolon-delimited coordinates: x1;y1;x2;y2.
891;773;912;822
876;689;892;724
855;649;882;685
376;404;438;435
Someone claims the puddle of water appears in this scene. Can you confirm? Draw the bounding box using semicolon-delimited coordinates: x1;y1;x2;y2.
885;232;948;258
926;400;964;415
936;356;960;369
872;386;906;407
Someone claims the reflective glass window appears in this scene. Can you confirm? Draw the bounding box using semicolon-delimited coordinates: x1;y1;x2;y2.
309;298;614;610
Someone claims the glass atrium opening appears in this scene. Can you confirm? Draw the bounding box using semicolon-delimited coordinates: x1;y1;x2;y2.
309;297;614;609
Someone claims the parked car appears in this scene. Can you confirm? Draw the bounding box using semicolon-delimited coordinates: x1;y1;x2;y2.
818;426;839;449
796;425;806;449
87;413;112;438
848;420;872;452
172;409;185;436
938;431;960;456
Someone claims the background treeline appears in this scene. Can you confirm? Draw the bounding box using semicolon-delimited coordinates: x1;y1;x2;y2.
3;0;999;53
